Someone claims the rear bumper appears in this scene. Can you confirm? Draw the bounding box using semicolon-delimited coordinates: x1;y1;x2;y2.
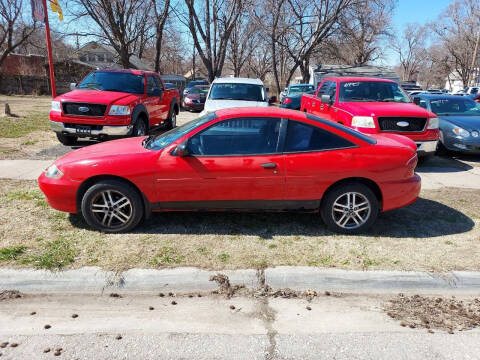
415;140;438;156
381;174;421;212
50;121;132;137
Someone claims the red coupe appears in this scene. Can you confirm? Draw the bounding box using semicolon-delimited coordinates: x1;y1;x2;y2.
38;107;420;234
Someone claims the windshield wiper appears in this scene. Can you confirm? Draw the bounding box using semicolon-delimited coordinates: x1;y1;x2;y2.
142;135;155;149
348;97;372;101
103;88;125;92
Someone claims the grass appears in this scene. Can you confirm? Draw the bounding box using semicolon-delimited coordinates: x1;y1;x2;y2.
0;112;49;138
0;179;479;272
0;246;26;261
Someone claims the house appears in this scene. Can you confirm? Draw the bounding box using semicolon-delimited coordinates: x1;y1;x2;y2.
76;41;153;71
183;68;208;81
308;64;400;89
444;70;480;93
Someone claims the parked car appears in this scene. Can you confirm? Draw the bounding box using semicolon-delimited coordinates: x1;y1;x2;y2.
412;94;480;154
280;89;315;110
183;79;209;99
300;77;440;156
455;87;480;96
200;77;268;115
474;95;480;103
182;85;209;112
39;107;420;234
50;69;180;145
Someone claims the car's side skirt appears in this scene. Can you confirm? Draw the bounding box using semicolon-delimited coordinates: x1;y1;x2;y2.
151;200;320;212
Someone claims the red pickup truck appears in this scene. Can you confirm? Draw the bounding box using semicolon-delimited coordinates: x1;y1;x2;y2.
301;77;439;155
50;69;180;145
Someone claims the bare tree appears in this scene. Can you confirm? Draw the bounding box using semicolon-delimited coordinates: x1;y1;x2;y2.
326;0;394;65
433;0;480;87
152;0;171;72
184;0;244;82
71;0;152;68
226;10;257;77
392;24;428;82
0;0;37;68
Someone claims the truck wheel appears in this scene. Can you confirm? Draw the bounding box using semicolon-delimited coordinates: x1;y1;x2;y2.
81;179;144;233
132;118;148;137
56;133;78;146
165;107;177;130
321;183;379;234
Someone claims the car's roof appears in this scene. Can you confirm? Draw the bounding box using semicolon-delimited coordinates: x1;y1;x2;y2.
415;94;467;100
325;77;395;83
94;68;157;76
212;77;264;85
215;107;305;119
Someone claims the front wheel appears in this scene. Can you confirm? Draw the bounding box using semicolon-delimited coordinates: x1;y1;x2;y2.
56;133;78;146
81;180;144;233
321;183;379;234
165;108;176;130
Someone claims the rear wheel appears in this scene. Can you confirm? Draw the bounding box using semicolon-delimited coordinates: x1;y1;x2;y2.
56;133;78;146
165;107;177;130
321;183;379;234
81;180;144;233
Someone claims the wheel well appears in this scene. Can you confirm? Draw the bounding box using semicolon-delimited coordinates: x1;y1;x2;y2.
76;175;151;217
173;102;179;114
321;177;383;209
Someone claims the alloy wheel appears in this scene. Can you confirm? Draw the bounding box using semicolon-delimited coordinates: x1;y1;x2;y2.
90;190;132;228
331;192;371;230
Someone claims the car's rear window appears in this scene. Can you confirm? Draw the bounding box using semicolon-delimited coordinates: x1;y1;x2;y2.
306;114;376;145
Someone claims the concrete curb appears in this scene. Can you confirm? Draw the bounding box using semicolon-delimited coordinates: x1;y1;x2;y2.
1;267;480;294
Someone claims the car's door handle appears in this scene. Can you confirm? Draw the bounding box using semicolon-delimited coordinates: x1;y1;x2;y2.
261;162;277;169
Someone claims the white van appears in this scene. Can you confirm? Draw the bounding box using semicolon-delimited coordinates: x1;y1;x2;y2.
200;77;268;116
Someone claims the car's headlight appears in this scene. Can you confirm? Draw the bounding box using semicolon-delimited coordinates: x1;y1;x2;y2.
51;101;61;112
351;116;376;128
427;117;439;129
108;105;131;116
452;126;470;138
45;164;63;179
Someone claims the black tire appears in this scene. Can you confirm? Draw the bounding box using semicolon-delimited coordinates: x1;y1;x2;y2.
435;141;450;156
132;117;148;137
56;133;78;146
81;179;144;233
321;183;379;234
165;106;177;130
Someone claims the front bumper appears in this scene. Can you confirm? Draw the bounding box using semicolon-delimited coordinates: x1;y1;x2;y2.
50;121;132;137
415;140;438;156
38;172;80;213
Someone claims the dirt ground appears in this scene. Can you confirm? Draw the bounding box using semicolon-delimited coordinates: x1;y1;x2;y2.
0;178;479;272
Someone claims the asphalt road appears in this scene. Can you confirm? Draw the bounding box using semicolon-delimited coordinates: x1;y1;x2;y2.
1;292;479;359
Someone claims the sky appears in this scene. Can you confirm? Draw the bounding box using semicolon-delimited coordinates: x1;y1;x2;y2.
382;0;451;65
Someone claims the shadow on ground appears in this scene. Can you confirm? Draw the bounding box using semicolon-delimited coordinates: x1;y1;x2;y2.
416;155;474;173
69;197;474;239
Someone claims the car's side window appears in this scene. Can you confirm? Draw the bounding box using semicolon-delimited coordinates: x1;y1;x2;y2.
153;76;164;91
188;117;281;156
326;82;337;100
284;120;354;153
147;76;157;96
317;81;331;98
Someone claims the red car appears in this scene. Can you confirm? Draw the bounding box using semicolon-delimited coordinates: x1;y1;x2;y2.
38;107;420;234
301;77;440;156
50;69;180;145
182;85;209;112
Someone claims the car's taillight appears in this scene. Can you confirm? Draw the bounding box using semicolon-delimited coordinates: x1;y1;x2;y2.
283;98;292;104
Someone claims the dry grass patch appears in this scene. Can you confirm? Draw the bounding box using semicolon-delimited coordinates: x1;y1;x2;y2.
0;178;479;272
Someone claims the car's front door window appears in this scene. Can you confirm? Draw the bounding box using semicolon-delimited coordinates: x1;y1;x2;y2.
188;117;281;156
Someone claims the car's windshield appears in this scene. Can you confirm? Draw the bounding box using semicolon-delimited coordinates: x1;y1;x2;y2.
189;86;209;95
339;81;411;103
429;98;480;116
77;72;144;94
209;83;265;102
144;113;216;150
187;80;208;88
289;85;314;95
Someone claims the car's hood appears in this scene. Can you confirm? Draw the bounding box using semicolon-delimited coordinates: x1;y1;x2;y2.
204;100;268;112
339;102;434;118
56;89;140;105
55;137;151;167
439;115;480;130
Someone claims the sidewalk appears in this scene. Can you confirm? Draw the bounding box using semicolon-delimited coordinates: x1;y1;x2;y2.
0;160;51;180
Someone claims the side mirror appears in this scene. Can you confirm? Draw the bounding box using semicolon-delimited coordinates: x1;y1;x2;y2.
321;94;332;105
413;97;421;105
173;141;190;157
70;83;77;91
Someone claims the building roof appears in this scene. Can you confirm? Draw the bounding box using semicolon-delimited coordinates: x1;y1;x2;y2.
212;77;264;85
77;41;153;71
